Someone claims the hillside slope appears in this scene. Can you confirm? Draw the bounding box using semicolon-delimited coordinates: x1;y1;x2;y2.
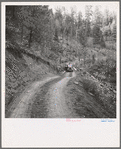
5;45;57;114
5;36;78;113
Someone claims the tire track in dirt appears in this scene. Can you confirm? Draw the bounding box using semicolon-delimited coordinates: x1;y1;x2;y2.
45;72;80;118
8;76;60;118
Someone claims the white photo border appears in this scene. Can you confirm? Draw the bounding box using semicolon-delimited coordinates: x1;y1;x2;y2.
1;1;120;148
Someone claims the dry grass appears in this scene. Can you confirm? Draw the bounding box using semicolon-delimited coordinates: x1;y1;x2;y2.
65;71;116;118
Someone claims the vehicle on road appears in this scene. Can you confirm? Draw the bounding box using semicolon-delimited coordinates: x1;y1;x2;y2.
64;63;73;72
66;67;73;72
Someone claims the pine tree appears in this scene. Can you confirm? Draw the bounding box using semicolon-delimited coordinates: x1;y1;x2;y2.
112;25;116;41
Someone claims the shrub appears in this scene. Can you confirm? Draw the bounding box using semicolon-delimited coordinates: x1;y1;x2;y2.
83;79;99;97
105;41;116;50
86;37;93;47
89;57;116;85
100;38;106;48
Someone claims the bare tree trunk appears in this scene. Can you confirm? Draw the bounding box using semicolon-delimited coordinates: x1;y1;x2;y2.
29;29;32;48
60;57;61;64
67;34;68;45
78;51;81;62
21;25;23;43
12;6;15;19
71;27;73;38
106;35;107;41
83;47;85;66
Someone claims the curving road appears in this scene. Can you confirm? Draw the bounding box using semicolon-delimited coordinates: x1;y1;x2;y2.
7;70;113;118
7;72;78;118
46;72;79;118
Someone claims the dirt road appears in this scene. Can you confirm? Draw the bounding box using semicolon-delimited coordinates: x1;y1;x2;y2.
7;70;114;118
7;76;60;118
8;72;78;118
46;72;79;118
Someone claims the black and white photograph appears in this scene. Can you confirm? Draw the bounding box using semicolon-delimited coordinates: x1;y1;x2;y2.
5;2;118;118
1;1;120;148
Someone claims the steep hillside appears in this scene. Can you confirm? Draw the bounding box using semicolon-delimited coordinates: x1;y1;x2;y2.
5;45;56;113
5;36;78;111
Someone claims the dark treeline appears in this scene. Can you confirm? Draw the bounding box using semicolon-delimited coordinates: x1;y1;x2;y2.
6;6;53;48
6;5;116;52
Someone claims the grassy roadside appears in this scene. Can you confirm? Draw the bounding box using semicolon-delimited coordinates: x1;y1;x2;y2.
65;70;116;118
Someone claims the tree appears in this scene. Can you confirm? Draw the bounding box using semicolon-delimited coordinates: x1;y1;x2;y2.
104;8;110;26
111;17;117;42
112;25;116;42
54;28;59;41
64;14;72;42
70;7;77;38
93;6;103;27
18;6;53;48
93;24;103;44
77;24;87;65
54;7;64;38
6;5;54;55
103;27;111;41
77;11;82;29
85;5;93;37
6;6;22;43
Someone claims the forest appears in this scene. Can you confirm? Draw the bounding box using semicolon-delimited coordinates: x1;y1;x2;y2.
5;5;117;118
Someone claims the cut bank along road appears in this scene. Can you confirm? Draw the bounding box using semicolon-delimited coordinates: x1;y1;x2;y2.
8;72;79;118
